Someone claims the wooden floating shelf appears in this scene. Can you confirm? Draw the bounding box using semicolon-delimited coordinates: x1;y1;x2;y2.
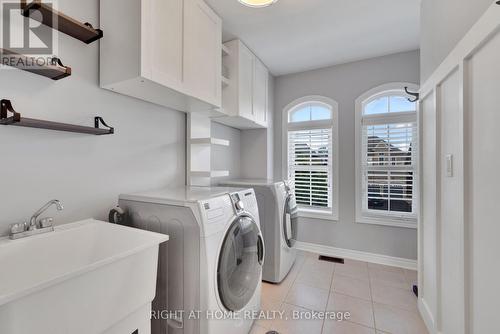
190;170;229;178
190;137;230;146
0;48;71;80
22;0;103;44
0;100;114;135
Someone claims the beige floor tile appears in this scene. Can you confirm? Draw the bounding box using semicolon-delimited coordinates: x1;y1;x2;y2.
404;269;418;286
343;259;369;268
256;298;283;329
371;283;418;312
262;281;293;303
326;292;375;328
367;263;404;273
296;258;334;290
369;268;409;290
249;324;269;334
373;303;428;334
322;320;376;334
285;282;329;311
296;268;333;290
304;256;336;272
332;274;372;301
335;263;370;281
262;302;324;334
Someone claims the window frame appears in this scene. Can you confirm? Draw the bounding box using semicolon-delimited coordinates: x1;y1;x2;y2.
355;83;419;229
282;96;339;221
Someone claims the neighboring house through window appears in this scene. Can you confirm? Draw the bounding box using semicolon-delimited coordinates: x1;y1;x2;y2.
283;96;339;221
355;83;419;228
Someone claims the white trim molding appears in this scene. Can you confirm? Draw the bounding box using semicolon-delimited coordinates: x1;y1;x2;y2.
295;241;417;270
282;95;340;220
354;82;420;229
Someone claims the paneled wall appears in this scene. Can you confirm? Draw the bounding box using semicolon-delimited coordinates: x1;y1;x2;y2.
419;3;500;333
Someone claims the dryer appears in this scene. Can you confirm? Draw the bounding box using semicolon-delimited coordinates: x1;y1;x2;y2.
219;179;298;283
117;186;263;334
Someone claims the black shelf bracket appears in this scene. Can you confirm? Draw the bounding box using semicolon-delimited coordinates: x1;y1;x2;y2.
0;99;114;135
21;0;104;44
404;86;420;103
0;99;21;123
95;116;114;134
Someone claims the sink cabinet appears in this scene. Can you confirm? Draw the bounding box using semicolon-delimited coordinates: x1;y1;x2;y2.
100;0;222;113
214;40;269;129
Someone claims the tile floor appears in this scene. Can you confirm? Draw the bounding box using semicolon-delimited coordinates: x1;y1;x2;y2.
250;251;428;334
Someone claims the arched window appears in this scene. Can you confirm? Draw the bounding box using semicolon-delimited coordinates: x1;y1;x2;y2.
355;83;419;228
283;96;339;220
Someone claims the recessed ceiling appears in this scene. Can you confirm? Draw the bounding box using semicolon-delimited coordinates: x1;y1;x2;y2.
205;0;420;76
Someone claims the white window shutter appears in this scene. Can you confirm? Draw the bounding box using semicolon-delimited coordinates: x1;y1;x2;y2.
361;120;417;218
288;128;333;209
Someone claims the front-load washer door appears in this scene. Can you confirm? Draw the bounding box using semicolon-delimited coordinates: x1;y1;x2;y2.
217;216;264;312
283;194;299;248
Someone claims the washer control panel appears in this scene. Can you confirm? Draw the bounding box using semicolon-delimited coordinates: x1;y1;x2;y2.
230;193;244;213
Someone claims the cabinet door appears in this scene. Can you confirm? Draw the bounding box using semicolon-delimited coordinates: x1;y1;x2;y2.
238;43;255;121
146;0;184;91
253;58;269;127
184;0;222;108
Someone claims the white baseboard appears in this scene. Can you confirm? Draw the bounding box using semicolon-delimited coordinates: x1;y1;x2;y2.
295;241;417;270
418;298;439;334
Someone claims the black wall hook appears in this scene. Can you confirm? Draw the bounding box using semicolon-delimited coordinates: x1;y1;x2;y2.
404;87;420;103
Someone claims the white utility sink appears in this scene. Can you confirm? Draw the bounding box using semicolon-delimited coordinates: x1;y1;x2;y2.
0;219;168;334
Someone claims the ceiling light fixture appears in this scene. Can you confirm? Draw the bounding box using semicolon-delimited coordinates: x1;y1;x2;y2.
238;0;278;8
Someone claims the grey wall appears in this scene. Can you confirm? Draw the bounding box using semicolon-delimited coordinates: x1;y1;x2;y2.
0;0;185;237
274;50;420;260
420;0;493;82
240;75;275;180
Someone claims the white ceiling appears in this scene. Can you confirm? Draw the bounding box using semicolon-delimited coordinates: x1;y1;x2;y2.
205;0;420;76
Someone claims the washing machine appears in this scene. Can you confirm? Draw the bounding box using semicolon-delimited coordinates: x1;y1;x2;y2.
219;179;298;283
117;186;264;334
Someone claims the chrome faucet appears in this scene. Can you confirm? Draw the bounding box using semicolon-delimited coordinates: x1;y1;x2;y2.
9;199;64;240
28;199;64;230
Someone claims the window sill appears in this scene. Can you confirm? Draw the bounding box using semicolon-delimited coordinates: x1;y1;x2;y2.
356;215;417;229
298;208;338;222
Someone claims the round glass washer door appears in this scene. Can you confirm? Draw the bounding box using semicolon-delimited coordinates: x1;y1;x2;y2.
283;194;299;248
217;216;264;312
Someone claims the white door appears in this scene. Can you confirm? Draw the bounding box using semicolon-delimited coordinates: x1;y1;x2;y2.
147;0;184;91
183;0;222;108
253;58;268;127
238;43;255;122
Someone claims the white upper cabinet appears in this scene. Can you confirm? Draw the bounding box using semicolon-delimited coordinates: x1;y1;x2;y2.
253;57;269;127
100;0;222;113
214;40;269;129
147;0;184;92
184;0;222;107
